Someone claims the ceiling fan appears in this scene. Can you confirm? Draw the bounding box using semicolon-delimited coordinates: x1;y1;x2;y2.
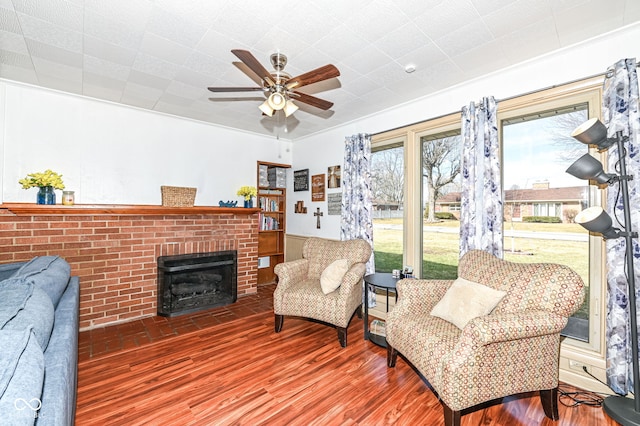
207;49;340;117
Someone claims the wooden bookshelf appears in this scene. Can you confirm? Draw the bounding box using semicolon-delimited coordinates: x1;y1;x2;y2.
256;161;291;284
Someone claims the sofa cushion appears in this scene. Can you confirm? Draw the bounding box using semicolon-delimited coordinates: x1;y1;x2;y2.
0;328;44;425
320;259;349;294
1;278;54;351
430;277;507;329
12;256;70;308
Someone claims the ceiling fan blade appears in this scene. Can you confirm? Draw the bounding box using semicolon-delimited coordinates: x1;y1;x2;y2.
285;64;340;90
208;87;264;93
231;49;275;87
291;91;334;110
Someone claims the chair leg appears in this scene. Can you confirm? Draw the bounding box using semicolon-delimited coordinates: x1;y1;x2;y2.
540;387;559;420
442;402;461;426
337;327;347;347
274;314;284;333
387;344;398;367
356;304;363;319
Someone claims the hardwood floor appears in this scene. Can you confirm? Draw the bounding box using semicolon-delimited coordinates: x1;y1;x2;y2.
77;287;618;425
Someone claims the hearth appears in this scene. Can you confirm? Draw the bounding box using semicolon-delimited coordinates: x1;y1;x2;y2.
157;250;237;317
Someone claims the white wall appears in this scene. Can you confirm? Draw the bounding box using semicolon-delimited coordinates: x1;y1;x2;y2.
1;82;292;205
288;22;640;238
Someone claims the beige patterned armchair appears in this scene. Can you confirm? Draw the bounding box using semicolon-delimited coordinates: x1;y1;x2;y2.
386;249;585;426
273;237;372;347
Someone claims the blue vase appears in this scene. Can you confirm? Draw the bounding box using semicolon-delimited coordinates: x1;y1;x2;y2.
244;199;253;208
37;186;56;205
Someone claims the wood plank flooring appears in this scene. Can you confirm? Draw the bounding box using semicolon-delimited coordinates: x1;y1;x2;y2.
77;288;618;425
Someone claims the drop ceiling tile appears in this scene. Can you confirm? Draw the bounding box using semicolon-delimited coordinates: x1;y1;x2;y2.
127;69;170;91
140;32;192;66
0;30;28;54
183;51;230;77
0;48;33;69
395;42;448;71
166;80;209;100
554;1;625;46
83;10;145;51
16;12;82;52
482;0;553;38
84;0;152;27
83;35;137;66
153;0;224;29
497;17;560;63
276;3;340;46
452;40;511;77
0;61;37;83
26;38;82;68
341;44;393;75
146;6;208;49
173;66;213;90
413;0;480;39
343;0;410;43
0;6;21;33
83;54;130;81
132;52;181;80
625;0;640;23
471;0;522;15
375;22;435;61
120;92;157;110
13;0;83;32
82;82;123;102
312;25;368;63
209;4;272;48
82;71;126;93
0;0;14;10
433;20;494;57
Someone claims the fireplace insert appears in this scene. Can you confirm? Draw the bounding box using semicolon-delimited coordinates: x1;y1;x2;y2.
157;250;237;317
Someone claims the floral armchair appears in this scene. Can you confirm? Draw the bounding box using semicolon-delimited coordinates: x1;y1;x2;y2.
273;237;372;347
386;249;585;426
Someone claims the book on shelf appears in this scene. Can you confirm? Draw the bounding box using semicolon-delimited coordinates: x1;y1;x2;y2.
259;213;280;231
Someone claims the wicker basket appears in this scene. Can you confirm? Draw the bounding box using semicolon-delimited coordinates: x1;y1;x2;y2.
161;186;197;207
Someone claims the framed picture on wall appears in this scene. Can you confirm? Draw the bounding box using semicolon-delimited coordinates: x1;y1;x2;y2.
311;174;325;201
294;169;309;191
327;165;341;188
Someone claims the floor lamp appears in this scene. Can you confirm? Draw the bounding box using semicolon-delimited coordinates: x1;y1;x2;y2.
566;117;640;426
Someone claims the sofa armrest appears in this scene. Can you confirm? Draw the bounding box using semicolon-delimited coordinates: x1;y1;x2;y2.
338;263;366;296
460;310;568;346
274;259;309;292
391;279;453;316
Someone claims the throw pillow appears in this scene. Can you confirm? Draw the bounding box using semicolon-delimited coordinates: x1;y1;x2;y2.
11;256;71;308
430;277;507;329
320;259;350;294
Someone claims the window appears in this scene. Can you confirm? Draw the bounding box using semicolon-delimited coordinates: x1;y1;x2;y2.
373;76;604;353
420;130;462;280
371;140;404;272
499;86;603;350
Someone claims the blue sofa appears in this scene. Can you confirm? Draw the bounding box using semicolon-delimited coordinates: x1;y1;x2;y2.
0;256;79;426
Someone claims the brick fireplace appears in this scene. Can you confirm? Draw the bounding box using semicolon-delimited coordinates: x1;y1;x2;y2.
0;204;259;330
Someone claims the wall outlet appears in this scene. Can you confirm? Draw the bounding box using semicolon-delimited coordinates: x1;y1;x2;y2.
569;359;589;373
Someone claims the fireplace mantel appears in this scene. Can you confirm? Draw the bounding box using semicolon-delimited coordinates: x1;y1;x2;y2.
0;203;261;216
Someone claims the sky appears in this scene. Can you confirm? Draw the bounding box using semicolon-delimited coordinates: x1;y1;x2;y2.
502;111;589;190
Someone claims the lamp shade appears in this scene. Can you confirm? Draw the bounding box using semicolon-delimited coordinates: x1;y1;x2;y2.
571;118;616;151
575;206;620;239
267;92;286;110
566;153;617;185
283;99;298;117
258;100;274;116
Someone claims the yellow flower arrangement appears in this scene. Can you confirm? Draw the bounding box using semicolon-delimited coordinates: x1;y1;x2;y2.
19;169;65;190
236;185;257;200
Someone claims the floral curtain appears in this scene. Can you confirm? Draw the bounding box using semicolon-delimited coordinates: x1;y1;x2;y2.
603;58;640;395
459;96;503;258
341;133;375;307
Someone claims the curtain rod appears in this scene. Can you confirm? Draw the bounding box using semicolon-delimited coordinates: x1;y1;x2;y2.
371;61;639;138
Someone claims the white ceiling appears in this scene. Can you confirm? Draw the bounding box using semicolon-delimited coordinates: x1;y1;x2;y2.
1;0;639;140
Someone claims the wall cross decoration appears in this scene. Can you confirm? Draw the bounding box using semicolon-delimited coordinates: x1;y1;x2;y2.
314;208;323;229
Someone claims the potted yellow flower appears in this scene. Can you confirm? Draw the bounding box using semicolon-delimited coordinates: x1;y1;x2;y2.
237;185;257;208
19;169;65;205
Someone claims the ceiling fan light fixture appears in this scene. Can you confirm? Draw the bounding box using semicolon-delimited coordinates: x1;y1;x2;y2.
258;100;274;116
283;100;298;117
267;92;286;110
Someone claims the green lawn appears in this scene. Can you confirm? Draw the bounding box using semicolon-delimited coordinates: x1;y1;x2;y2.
373;218;590;318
